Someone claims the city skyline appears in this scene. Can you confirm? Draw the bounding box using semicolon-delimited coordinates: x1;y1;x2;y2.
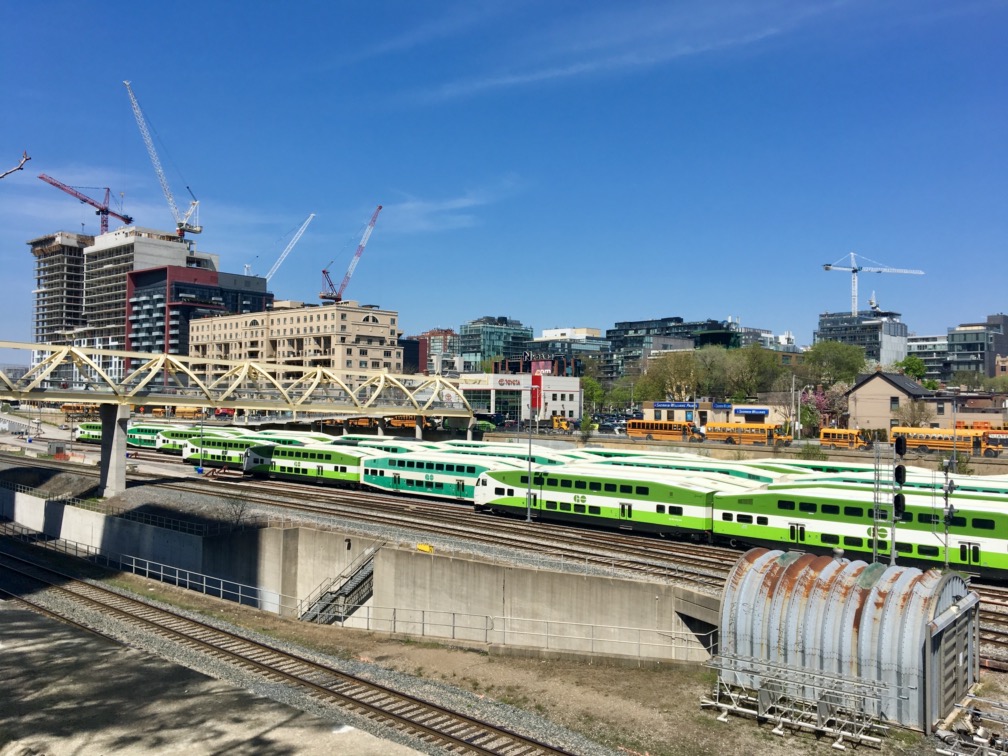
2;1;1005;355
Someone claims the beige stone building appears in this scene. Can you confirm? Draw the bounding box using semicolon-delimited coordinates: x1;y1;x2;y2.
188;299;403;388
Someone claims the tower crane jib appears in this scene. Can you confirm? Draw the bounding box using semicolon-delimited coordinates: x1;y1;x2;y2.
321;204;382;302
123;80;201;236
266;213;315;282
822;252;924;316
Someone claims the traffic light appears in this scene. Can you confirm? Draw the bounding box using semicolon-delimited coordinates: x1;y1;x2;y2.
895;464;907;486
893;492;906;519
894;435;907;457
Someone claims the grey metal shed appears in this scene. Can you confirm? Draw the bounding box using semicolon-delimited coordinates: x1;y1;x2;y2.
713;548;978;735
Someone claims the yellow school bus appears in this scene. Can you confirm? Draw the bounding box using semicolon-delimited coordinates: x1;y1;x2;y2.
700;422;792;447
819;428;870;450
890;427;999;457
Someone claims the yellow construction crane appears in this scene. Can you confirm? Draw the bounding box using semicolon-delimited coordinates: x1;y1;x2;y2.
823;252;924;316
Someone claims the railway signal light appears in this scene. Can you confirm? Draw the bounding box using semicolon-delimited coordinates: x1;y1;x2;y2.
893;492;906;519
895;463;907;486
895;435;907;457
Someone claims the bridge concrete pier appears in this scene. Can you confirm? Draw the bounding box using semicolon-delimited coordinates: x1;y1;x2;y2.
98;403;130;497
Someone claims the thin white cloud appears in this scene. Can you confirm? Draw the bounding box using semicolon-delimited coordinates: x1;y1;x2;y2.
382;175;522;234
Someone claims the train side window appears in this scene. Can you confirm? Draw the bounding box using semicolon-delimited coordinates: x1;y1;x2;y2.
896;542;913;554
844;506;863;518
757;516;767;525
670;506;683;516
737;514;753;524
588;505;600;515
872;540;888;551
494;487;506;495
574;504;586;514
822;504;840;515
545;501;557;510
406;461;415;469
589;482;602;491
546;478;558;487
843;536;863;547
799;502;817;513
918;545;939;557
560;502;571;512
656;505;665;514
722;512;734;521
950;515;967;528
777;500;795;511
467;466;476;474
560;479;572;488
635;486;649;495
574;480;586;490
917;513;940;525
620;484;632;494
435;463;444;471
520;475;529;484
821;533;839;545
604;483;617;492
973;518;996;530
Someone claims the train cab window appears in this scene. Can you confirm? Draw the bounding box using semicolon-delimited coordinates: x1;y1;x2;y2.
657;505;665;514
799;502;817;513
507;488;514;496
918;513;940;525
821;533;839;545
844;506;863;518
737;514;753;524
918;545;939;557
635;486;649;495
588;505;600;515
604;483;617;492
574;504;586;514
843;536;863;548
560;479;572;488
722;513;733;521
670;506;683;516
560;502;571;511
973;518;996;530
545;501;557;510
494;487;506;495
822;504;840;515
574;480;586;490
895;542;913;554
589;482;601;491
620;484;632;494
777;500;795;511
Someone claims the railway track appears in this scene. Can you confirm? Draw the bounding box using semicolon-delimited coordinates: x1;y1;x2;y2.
0;549;575;755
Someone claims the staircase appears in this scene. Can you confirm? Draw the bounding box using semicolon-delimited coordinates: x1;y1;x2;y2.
299;543;380;624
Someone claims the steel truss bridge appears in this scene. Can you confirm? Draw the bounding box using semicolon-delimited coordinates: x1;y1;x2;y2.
0;341;473;420
0;341;475;497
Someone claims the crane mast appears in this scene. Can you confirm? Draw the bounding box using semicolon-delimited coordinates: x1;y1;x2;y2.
823;252;924;316
38;173;133;234
265;213;315;282
123;80;201;236
321;205;382;302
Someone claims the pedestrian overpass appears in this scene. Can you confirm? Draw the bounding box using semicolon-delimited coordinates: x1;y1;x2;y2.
0;341;475;496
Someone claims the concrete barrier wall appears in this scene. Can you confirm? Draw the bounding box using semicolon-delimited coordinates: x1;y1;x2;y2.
371;548;715;662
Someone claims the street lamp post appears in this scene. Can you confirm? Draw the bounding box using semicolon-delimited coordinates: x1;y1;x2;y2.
526;402;533;522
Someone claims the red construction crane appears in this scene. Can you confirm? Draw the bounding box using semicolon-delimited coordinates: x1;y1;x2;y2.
321;205;382;302
38;173;133;234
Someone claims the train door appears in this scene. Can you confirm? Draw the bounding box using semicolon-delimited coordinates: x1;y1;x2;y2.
788;522;806;545
620;503;633;529
958;541;982;569
455;478;466;499
392;471;401;490
316;464;323;479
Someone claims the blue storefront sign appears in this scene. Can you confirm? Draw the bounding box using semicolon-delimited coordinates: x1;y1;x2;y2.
734;407;769;416
712;402;732;410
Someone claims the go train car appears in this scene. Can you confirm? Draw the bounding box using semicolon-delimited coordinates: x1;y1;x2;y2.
181;436;286;469
75;422;103;444
472;463;761;537
155;427;249;454
711;478;1008;580
362;452;523;503
243;443;379;486
127;423;190;449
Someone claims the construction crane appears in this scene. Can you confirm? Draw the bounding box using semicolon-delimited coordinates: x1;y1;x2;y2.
265;213;315;282
823;252;924;316
123;81;201;236
0;151;30;180
321;205;382;302
38;174;133;234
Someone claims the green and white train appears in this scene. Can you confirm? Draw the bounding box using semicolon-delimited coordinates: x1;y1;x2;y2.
243;443;379;486
362;452;524;503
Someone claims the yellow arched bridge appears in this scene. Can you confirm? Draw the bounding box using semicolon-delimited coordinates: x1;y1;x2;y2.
0;341;475;496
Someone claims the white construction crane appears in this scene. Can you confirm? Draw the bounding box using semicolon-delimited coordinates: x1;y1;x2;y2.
123;81;202;236
265;213;315;282
823;252;924;316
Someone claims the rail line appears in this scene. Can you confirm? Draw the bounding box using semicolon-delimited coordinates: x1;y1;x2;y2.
0;549;575;755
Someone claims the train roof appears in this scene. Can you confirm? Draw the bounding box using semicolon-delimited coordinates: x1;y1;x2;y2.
510;461;763;495
366;451;525;470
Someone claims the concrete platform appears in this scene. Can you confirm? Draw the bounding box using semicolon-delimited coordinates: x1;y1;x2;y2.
0;603;418;755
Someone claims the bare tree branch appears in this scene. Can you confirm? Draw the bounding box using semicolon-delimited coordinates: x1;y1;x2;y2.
0;151;30;180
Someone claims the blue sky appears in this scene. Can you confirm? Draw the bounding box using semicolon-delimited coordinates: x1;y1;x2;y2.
1;1;1006;361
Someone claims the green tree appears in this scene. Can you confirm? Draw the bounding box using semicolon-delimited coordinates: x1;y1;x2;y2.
694;346;731;399
892;354;926;381
951;370;983;390
803;341;866;385
580;374;605;415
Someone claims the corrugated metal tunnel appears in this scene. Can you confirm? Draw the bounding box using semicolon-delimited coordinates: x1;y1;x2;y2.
716;548;979;734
